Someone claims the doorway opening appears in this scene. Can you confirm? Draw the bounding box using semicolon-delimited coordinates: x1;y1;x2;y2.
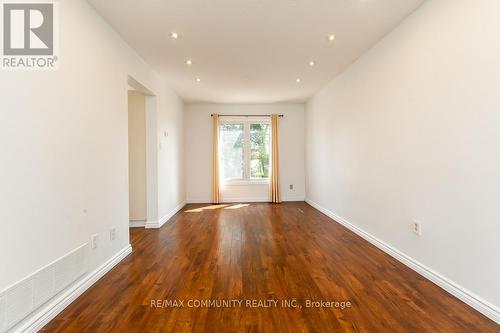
127;76;158;229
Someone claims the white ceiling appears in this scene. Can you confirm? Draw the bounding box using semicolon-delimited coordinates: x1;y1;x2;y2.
88;0;425;103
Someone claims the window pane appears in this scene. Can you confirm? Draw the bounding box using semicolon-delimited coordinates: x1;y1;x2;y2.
219;123;244;180
250;123;270;179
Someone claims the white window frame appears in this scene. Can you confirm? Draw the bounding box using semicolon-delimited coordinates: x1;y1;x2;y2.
219;116;271;186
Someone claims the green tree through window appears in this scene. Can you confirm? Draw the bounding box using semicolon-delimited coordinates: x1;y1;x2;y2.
250;123;270;179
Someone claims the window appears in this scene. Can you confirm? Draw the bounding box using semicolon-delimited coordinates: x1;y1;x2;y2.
250;123;270;179
219;123;244;181
219;119;271;183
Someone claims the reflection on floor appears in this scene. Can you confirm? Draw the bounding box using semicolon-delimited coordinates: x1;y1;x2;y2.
223;203;250;210
185;203;250;213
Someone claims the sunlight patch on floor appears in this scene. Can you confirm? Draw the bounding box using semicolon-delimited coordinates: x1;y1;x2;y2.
224;204;250;210
185;204;229;213
185;203;250;213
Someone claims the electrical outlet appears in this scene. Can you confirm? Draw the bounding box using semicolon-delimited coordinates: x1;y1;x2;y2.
289;184;294;190
412;221;422;236
91;234;98;249
110;228;116;241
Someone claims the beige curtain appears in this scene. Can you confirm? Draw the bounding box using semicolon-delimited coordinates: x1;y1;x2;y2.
270;114;281;203
212;114;221;204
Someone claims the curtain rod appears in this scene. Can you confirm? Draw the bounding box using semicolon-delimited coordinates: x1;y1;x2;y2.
211;114;284;117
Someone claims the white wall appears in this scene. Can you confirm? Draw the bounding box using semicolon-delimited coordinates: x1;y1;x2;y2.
157;87;185;220
185;104;305;203
306;0;500;316
128;91;147;221
0;0;184;302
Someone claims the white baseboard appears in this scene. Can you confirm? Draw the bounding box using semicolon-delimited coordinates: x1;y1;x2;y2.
185;198;211;204
186;197;306;204
145;201;186;229
282;196;306;202
186;198;268;204
221;197;269;203
305;199;500;325
11;244;132;333
129;220;146;228
222;197;306;203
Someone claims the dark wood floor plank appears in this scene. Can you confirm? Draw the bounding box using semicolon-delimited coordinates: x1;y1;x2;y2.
42;202;499;332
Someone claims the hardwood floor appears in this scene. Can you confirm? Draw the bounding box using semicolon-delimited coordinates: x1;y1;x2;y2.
43;202;498;332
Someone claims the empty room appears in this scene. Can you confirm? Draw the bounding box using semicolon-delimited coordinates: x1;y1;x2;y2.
1;0;499;332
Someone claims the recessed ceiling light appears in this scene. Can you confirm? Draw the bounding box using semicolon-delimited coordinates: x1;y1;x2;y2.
308;61;315;67
296;78;301;83
196;78;201;82
170;32;179;39
186;59;193;66
328;34;336;42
